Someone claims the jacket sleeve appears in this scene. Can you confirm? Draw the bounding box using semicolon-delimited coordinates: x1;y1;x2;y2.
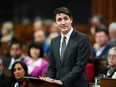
46;39;56;79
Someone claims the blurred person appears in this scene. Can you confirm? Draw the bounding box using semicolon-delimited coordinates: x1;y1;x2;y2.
0;21;18;45
4;41;24;69
107;22;116;47
23;43;48;78
33;16;44;32
33;16;49;38
90;15;107;35
46;22;59;45
8;61;29;87
34;30;50;55
43;7;90;87
91;28;111;59
106;47;116;78
100;47;116;79
0;57;9;87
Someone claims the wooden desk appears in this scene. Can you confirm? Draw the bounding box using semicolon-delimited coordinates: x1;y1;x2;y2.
25;77;63;87
100;78;116;87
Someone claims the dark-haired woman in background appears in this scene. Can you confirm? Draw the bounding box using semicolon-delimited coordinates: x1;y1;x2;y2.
23;43;48;78
8;61;28;87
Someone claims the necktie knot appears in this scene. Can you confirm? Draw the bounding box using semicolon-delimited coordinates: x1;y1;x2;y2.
63;36;66;40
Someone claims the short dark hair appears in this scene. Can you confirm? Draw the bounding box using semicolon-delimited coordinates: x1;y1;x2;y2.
91;15;104;24
11;61;28;81
95;27;109;36
28;43;44;58
34;16;43;23
10;41;23;49
54;7;73;20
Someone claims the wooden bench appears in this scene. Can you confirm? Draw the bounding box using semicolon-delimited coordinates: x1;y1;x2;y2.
100;78;116;87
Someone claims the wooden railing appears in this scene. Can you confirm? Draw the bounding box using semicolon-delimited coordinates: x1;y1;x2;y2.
100;78;116;87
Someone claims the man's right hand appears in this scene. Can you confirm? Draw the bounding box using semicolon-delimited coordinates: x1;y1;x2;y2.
39;76;54;83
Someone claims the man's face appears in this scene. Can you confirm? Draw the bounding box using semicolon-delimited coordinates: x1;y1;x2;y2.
34;30;46;43
0;59;4;70
109;28;116;39
91;17;101;27
33;21;43;31
95;32;109;46
10;44;22;59
55;13;72;34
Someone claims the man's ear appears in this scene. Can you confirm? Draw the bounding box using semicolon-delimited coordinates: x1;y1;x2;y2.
71;18;73;24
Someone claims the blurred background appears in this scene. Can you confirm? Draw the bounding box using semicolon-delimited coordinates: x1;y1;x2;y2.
0;0;92;24
0;0;116;85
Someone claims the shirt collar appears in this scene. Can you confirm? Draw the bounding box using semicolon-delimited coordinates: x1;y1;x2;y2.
12;55;24;61
96;46;106;51
61;27;73;40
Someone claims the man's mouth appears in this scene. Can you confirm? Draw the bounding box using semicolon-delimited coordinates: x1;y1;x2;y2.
61;26;67;28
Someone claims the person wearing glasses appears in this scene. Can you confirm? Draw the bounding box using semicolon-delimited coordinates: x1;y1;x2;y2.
106;47;116;78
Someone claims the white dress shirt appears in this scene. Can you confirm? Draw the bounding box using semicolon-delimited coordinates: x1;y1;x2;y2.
96;46;106;57
112;72;116;79
60;27;73;56
8;55;24;69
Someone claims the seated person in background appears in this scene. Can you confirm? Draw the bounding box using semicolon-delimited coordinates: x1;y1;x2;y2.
33;16;49;37
33;16;45;32
23;43;48;78
0;57;9;87
90;15;107;35
8;61;29;87
0;21;18;45
91;28;111;59
46;22;59;45
107;22;116;47
4;41;24;69
105;47;116;79
34;30;50;56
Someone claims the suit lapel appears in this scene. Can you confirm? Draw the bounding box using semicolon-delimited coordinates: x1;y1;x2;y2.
56;35;62;64
62;30;77;65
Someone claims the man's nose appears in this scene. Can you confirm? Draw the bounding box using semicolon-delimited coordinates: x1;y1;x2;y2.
61;20;66;24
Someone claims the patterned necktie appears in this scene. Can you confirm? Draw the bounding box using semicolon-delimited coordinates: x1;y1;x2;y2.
60;36;66;62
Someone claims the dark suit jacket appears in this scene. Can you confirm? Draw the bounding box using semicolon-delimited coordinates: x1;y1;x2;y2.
91;45;111;59
0;72;9;87
46;30;90;87
4;56;24;69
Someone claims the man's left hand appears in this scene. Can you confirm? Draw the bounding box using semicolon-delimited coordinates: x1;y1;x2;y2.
52;80;63;85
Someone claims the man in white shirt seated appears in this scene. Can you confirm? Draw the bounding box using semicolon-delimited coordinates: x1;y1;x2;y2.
91;28;111;59
4;41;24;69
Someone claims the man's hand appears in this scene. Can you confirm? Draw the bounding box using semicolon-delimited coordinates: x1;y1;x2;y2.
39;77;63;85
45;77;54;83
40;77;54;83
52;80;63;85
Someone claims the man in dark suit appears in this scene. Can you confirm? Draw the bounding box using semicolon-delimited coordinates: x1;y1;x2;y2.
4;41;24;69
44;7;90;87
0;57;9;87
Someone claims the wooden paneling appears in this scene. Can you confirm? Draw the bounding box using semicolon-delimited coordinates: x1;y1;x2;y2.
14;24;33;44
100;78;116;87
13;24;93;45
92;0;116;25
